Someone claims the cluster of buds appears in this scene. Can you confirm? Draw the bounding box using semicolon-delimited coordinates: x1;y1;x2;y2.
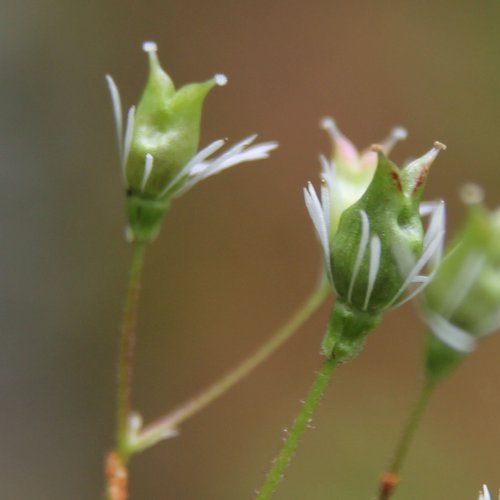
423;185;500;382
106;42;277;242
304;119;446;361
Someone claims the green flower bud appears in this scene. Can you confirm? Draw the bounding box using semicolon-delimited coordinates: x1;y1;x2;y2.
305;139;446;361
106;42;277;242
423;185;500;382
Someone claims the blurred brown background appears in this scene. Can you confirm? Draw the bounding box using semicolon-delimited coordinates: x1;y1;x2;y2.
2;0;500;498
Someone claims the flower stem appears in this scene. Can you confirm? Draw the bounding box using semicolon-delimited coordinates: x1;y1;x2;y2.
134;281;330;453
116;240;147;459
255;357;338;500
378;379;436;500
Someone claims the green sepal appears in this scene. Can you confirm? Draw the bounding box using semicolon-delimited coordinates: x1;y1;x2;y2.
331;152;424;313
126;193;170;243
424;333;466;384
321;301;381;362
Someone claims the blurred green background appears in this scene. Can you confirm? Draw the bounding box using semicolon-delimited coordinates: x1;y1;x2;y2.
2;0;500;498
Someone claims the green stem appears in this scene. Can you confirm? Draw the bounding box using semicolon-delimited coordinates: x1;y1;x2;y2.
378;379;436;500
116;240;147;460
255;357;338;500
134;281;330;453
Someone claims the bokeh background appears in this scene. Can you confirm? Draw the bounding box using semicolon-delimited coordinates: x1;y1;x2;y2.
2;0;500;498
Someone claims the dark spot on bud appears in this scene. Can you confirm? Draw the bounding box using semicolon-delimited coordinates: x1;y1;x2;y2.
390;171;402;191
412;165;429;194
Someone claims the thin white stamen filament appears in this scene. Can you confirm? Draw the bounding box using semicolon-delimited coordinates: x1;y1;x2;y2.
478;484;491;500
440;252;485;318
389;232;444;308
363;235;381;310
176;137;276;197
304;183;330;270
347;210;370;303
423;201;446;255
105;75;123;161
425;311;476;353
160;139;227;197
123;106;136;173
141;154;154;192
320;180;331;241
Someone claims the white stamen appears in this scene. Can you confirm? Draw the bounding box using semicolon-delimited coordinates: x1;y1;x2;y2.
142;41;158;53
123;106;135;172
348;210;370;303
304;183;330;265
183;135;262;189
363;235;381;310
161;139;227;197
387;201;445;307
440;252;485;317
425;311;476;352
209;141;276;170
423;200;445;256
213;73;228;86
388;226;445;308
320;179;331;240
479;484;491;500
105;75;123;160
141;154;154;192
419;202;436;217
162;136;277;198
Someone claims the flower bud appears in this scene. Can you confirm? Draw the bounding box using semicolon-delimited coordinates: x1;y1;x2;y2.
106;42;277;242
320;118;407;238
305;138;446;361
423;186;500;382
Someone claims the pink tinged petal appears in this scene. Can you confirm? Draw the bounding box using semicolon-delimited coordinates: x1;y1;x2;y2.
320;117;359;169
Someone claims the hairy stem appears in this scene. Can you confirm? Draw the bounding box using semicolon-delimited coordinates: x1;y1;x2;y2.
255;357;338;500
378;379;436;500
116;240;147;459
134;281;330;453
